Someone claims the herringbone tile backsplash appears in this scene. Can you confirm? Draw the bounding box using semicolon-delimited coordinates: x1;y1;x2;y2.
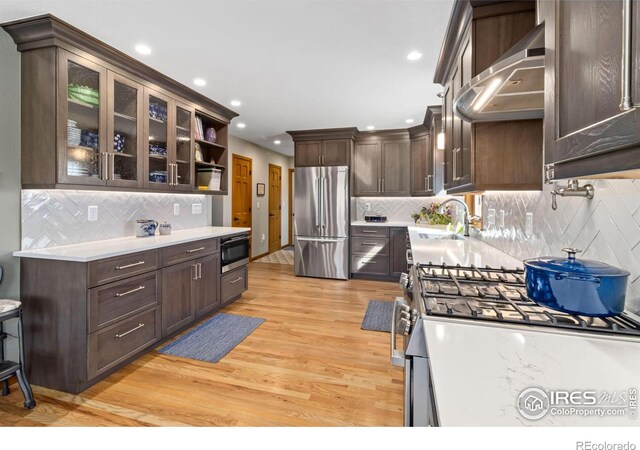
21;190;211;250
355;197;453;222
480;179;640;315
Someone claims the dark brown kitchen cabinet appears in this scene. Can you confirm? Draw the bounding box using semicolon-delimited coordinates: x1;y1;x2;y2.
389;228;409;278
435;1;542;194
18;235;239;394
3;14;237;194
161;260;197;336
288;128;357;167
542;0;640;180
410;105;442;197
353;130;410;197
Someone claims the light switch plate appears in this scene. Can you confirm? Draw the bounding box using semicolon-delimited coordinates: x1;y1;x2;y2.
88;205;98;222
192;203;202;215
257;201;260;209
365;203;371;211
526;212;533;237
487;209;496;226
499;210;505;228
173;204;180;215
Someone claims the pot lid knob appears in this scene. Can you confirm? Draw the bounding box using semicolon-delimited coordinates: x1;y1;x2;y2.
561;247;582;260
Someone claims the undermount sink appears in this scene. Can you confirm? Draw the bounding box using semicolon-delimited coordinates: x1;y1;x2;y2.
417;230;465;241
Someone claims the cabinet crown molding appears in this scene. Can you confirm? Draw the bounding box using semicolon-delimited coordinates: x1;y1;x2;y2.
2;14;238;122
286;127;359;142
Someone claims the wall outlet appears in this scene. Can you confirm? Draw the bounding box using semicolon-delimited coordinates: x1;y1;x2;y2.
365;202;371;211
487;209;496;226
192;203;202;215
173;203;180;216
526;212;534;237
257;201;260;209
88;205;98;222
261;233;266;242
499;210;505;228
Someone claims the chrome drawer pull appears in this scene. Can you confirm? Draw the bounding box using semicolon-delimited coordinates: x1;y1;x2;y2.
186;246;206;253
115;285;146;297
360;230;378;234
361;261;377;265
115;323;145;339
229;277;243;284
115;261;145;270
361;242;378;245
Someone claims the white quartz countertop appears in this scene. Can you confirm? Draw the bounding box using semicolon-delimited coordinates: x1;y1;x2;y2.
408;226;522;268
424;316;640;426
13;226;250;262
351;220;414;227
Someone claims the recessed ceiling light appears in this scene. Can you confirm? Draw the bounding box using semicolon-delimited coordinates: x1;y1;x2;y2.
134;44;152;55
230;100;242;107
407;51;423;61
366;125;375;130
193;78;206;87
274;140;281;145
405;118;415;124
236;123;246;129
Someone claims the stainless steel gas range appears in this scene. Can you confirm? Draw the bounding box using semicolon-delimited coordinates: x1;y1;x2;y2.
392;262;640;427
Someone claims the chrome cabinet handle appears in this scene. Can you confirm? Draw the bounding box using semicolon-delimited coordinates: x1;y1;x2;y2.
425;176;428;191
186;246;206;253
168;163;173;186
360;230;378;234
427;174;433;191
115;323;145;339
382;178;385;192
620;0;634;110
115;285;145;297
197;262;202;279
229;277;243;284
110;153;115;181
115;261;145;270
361;242;378;246
192;264;198;280
101;152;108;180
174;164;179;185
361;261;377;265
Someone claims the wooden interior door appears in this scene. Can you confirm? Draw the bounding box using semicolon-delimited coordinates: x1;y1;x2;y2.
268;164;282;254
232;154;252;228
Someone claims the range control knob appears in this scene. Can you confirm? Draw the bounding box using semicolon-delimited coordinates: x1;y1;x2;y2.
401;318;411;335
399;273;409;290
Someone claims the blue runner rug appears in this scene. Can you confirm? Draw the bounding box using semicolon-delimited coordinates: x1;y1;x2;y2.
361;300;393;333
158;313;265;363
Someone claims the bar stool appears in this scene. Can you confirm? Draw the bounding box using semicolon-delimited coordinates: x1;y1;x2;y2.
0;299;36;409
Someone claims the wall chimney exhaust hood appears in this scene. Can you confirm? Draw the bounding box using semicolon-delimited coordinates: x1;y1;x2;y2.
454;23;544;122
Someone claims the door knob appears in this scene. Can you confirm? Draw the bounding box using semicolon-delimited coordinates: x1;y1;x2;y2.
233;217;239;222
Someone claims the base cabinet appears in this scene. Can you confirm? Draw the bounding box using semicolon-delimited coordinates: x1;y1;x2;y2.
19;236;244;394
351;225;407;280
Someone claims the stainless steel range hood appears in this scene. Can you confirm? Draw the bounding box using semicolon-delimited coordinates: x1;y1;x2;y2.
454;23;544;122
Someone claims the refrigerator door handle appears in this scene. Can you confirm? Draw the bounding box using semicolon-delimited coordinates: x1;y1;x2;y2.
296;237;341;243
320;176;326;230
315;176;321;228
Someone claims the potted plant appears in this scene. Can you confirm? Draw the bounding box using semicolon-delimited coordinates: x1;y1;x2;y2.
411;202;453;229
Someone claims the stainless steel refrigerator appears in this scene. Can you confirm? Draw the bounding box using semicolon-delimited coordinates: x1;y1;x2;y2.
294;166;349;280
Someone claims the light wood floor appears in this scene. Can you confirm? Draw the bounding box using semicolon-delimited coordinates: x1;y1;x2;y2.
0;263;404;426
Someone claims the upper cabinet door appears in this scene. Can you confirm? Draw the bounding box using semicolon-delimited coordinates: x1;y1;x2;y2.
107;72;143;188
458;36;473;187
294;141;322;167
144;88;171;190
58;50;107;186
381;139;410;196
544;0;640;179
322;139;350;166
443;83;455;190
410;134;432;196
353;141;382;196
173;103;195;191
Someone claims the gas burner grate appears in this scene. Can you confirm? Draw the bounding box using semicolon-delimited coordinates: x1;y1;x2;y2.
413;262;640;337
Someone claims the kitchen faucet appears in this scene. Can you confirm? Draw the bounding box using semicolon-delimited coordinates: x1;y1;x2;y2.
550;179;594;210
438;198;472;236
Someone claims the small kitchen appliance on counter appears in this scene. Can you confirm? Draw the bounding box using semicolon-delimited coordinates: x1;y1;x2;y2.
364;213;388;223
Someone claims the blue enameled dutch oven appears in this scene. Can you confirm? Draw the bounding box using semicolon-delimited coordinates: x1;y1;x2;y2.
523;248;630;317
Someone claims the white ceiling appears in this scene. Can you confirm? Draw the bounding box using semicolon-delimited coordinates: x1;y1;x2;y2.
0;0;453;156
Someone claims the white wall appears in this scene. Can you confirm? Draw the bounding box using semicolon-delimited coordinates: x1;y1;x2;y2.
0;30;21;300
212;135;293;258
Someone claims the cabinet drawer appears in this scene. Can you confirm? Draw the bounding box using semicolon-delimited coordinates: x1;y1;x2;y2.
351;226;389;237
88;307;160;379
351;255;390;276
88;250;158;287
351;236;389;256
221;265;248;305
88;271;160;333
162;238;219;266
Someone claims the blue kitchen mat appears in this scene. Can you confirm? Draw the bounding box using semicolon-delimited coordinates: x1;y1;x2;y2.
158;313;265;363
361;300;393;333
